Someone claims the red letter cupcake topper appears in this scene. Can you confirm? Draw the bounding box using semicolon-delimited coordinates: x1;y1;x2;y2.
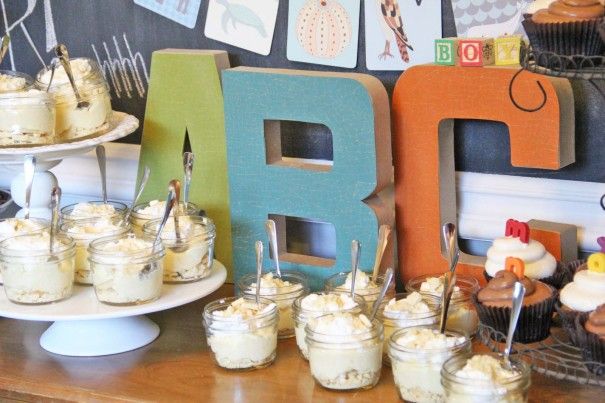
505;219;530;244
505;256;525;279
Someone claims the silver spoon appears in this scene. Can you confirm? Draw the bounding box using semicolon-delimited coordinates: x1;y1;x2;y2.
45;61;56;93
96;145;107;204
369;267;394;320
439;223;460;333
23;155;35;220
169;179;186;252
0;34;9;66
371;225;391;282
265;219;282;278
54;44;90;109
255;240;263;308
350;239;361;298
442;223;460;272
121;166;150;226
142;188;175;277
183;152;194;211
504;282;526;369
49;186;61;255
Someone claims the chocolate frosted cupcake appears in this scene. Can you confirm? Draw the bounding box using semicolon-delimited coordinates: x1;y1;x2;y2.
522;0;604;58
474;258;557;343
575;305;605;375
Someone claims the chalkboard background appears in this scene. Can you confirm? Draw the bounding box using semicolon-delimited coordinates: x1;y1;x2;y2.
1;0;603;182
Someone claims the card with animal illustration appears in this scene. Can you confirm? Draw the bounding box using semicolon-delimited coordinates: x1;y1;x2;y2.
135;0;203;29
365;0;441;71
451;0;537;38
287;0;361;68
204;0;280;56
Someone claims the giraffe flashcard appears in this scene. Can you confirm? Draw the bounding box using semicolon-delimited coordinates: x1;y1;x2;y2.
135;0;202;29
204;0;280;56
365;0;441;71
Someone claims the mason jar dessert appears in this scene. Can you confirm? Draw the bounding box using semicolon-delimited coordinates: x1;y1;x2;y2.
0;232;75;304
0;89;55;146
406;274;480;336
143;215;215;283
36;58;112;141
88;233;165;305
61;201;127;222
60;217;129;285
0;217;49;283
306;312;383;391
325;270;395;312
293;292;365;359
441;353;531;403
130;200;199;236
389;326;470;402
0;70;33;93
203;296;278;370
237;271;308;338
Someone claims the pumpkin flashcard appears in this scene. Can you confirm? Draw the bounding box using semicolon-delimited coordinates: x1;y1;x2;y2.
135;0;203;29
204;0;280;56
287;0;361;68
365;0;441;71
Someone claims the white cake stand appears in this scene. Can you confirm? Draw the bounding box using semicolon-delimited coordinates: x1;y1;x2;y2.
0;112;139;219
0;261;227;357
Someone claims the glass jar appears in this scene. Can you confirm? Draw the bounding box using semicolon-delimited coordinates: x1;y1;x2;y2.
389;326;471;402
61;201;127;223
143;215;215;283
203;296;279;370
0;232;75;304
324;271;396;312
406;273;480;336
130;201;199;236
237;270;308;339
378;292;441;364
306;313;384;391
441;353;531;403
0;90;56;146
60;216;130;285
88;233;165;305
35;58;112;141
0;218;50;284
0;70;34;93
292;292;366;359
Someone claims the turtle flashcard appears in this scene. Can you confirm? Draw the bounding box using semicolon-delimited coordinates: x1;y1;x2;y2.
365;0;441;71
286;0;361;68
204;0;280;56
135;0;203;29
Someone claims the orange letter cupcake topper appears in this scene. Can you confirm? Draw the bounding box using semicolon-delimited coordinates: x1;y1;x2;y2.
505;257;525;279
505;219;530;244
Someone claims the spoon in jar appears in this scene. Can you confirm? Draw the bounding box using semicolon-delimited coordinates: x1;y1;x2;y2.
503;282;526;370
23;155;35;220
169;179;185;250
49;186;61;256
350;239;361;299
0;34;9;66
265;219;282;278
439;223;460;333
54;44;90;109
369;267;394;321
96;145;107;204
183;152;194;211
371;225;391;283
121;166;150;227
142;188;175;276
255;240;263;308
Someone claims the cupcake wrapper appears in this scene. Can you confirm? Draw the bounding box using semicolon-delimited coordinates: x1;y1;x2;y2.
574;313;605;376
473;287;557;344
483;262;569;290
554;302;582;346
599;20;605;45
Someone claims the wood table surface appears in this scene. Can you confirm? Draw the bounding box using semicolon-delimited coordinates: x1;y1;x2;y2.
0;284;601;402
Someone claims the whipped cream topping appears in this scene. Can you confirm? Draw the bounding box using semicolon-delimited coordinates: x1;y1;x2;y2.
39;59;93;87
0;218;46;241
66;218;121;235
300;293;358;312
0;73;27;92
67;202;117;219
485;237;556;279
454;355;519;384
212;297;276;320
308;312;373;336
384;292;433;316
158;216;205;239
98;237;152;253
339;270;379;291
560;269;605;312
3;231;62;252
248;272;304;295
394;328;466;350
420;276;461;296
137;200;186;218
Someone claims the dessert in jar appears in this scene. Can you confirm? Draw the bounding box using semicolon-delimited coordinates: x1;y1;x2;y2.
292;292;365;359
35;58;112;141
61;201;127;222
324;270;395;311
130;200;199;236
0;217;49;282
0;232;75;304
377;292;440;364
237;271;308;338
59;216;129;285
406;274;480;336
441;353;531;403
0;70;32;93
142;215;215;283
203;296;278;370
88;233;165;305
389;326;470;402
306;312;383;391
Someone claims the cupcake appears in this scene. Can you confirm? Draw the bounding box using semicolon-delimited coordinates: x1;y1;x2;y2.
474;257;557;343
575;304;605;375
522;0;604;58
484;219;567;289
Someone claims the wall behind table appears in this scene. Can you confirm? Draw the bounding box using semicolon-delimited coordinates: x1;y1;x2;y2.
1;0;603;183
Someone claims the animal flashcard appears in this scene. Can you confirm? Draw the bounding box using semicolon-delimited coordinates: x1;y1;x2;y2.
451;0;534;38
287;0;361;69
365;0;441;71
204;0;280;56
135;0;203;29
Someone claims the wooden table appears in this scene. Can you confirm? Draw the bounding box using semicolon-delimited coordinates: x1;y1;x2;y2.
0;285;601;402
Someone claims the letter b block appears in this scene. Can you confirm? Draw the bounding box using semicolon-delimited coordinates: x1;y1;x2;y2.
435;39;459;66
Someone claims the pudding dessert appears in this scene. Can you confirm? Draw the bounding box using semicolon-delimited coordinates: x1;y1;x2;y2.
0;217;48;241
0;232;75;304
88;234;165;305
0;71;31;93
325;270;395;310
203;296;278;370
306;312;383;390
130;200;199;236
0;89;55;146
389;326;470;402
143;215;215;282
238;271;308;338
61;201;126;221
293;292;365;359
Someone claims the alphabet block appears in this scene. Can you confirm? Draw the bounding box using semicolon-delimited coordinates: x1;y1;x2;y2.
223;67;393;290
435;38;459;66
495;35;522;66
458;39;495;67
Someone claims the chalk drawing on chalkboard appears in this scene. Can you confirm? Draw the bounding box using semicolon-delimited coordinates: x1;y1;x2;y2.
204;0;279;56
134;0;202;29
365;0;440;71
91;33;149;99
